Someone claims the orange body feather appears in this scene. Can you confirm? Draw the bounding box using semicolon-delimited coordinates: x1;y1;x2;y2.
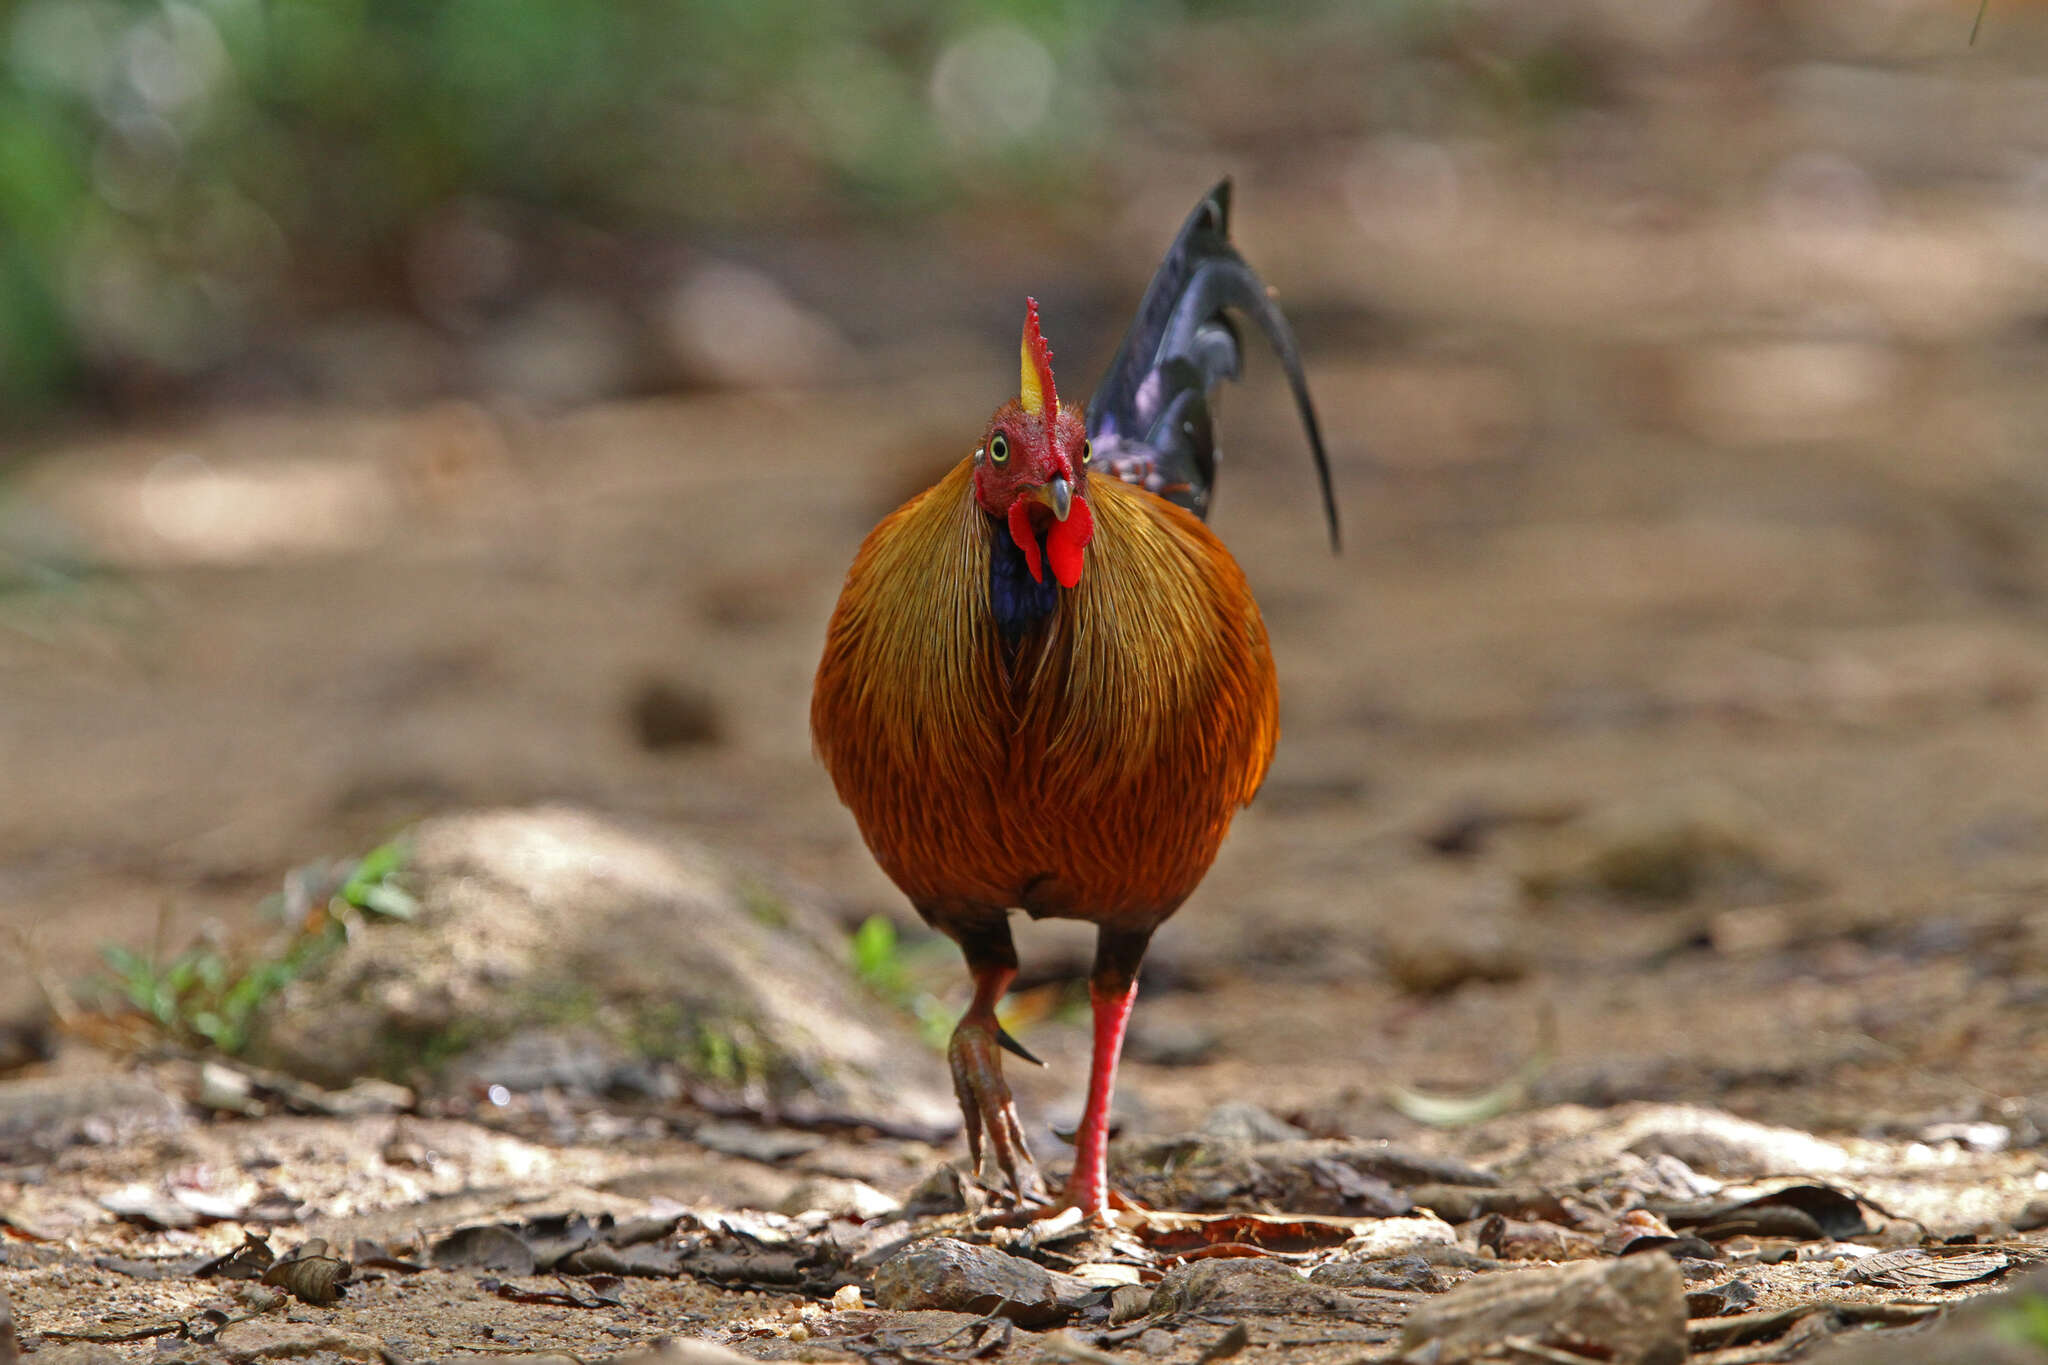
811;458;1277;929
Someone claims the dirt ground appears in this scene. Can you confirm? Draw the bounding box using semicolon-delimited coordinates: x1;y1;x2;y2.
11;42;2048;1358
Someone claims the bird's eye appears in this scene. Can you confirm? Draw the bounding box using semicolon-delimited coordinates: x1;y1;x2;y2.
989;434;1009;465
1081;439;1092;465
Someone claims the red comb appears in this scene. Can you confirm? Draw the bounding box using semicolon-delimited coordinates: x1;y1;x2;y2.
1020;297;1058;418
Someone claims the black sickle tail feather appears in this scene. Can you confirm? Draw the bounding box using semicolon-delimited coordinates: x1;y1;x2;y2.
1085;179;1339;550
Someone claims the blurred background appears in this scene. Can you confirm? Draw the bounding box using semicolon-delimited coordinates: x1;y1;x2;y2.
7;0;2048;1140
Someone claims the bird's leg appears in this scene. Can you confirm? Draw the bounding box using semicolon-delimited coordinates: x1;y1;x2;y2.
945;919;1047;1205
1066;927;1152;1223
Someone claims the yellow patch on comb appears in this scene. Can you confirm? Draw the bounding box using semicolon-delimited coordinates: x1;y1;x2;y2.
1019;297;1057;419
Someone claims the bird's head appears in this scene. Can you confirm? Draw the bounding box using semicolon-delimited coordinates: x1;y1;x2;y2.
972;298;1094;589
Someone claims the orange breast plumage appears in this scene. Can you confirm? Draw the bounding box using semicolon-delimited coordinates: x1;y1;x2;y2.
811;458;1277;928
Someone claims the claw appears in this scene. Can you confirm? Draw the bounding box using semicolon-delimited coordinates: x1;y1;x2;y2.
996;1024;1044;1066
948;1016;1048;1205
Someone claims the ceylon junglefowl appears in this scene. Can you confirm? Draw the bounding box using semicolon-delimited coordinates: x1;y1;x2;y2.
812;181;1336;1221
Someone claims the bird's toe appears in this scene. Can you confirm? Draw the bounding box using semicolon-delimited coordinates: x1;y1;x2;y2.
948;1020;1048;1206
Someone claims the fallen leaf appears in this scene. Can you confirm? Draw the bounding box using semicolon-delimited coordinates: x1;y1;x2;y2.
260;1239;351;1306
1843;1247;2009;1289
197;1233;276;1281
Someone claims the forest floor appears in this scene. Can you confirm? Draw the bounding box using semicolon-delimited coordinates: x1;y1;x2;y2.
8;157;2048;1362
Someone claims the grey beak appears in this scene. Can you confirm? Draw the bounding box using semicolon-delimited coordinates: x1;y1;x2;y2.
1047;476;1072;522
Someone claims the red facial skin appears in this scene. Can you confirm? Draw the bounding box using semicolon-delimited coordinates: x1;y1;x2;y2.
972;403;1093;588
969;300;1096;589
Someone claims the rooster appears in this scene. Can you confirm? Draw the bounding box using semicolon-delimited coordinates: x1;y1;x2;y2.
812;181;1336;1220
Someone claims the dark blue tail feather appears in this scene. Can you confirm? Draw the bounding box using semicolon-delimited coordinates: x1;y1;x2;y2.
1084;180;1339;550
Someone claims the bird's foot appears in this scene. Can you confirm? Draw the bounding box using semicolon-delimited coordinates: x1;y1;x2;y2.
948;1018;1048;1207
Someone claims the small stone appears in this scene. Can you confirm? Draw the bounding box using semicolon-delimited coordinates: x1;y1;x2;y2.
1138;1328;1177;1355
1124;1017;1220;1067
1399;1254;1687;1365
871;1237;1081;1327
831;1284;864;1312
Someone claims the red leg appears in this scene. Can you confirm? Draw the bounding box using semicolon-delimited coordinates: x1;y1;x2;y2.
1064;927;1152;1223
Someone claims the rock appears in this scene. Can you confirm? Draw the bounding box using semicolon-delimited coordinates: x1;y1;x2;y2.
245;807;956;1133
217;1320;389;1362
449;1027;627;1097
1619;1106;1851;1180
1398;1255;1687;1365
1336;1217;1465;1262
870;1237;1086;1326
1124;1016;1219;1067
778;1177;900;1221
1373;869;1529;994
1199;1102;1307;1143
691;1121;823;1164
1310;1253;1446;1292
1148;1258;1363;1317
0;1072;184;1162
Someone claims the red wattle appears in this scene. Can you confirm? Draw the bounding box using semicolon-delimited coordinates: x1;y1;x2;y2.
1047;499;1093;588
1007;499;1043;583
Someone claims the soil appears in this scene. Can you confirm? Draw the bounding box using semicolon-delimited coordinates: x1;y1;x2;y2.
10;68;2048;1361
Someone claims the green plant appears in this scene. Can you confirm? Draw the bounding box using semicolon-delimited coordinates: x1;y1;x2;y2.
850;914;964;1049
101;838;417;1053
1998;1291;2048;1348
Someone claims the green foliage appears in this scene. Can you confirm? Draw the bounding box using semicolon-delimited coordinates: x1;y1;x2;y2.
0;0;1272;408
100;838;416;1053
1998;1291;2048;1347
850;914;959;1049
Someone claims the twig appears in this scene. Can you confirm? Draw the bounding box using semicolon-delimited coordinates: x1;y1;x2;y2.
42;1322;185;1345
1973;0;1990;44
